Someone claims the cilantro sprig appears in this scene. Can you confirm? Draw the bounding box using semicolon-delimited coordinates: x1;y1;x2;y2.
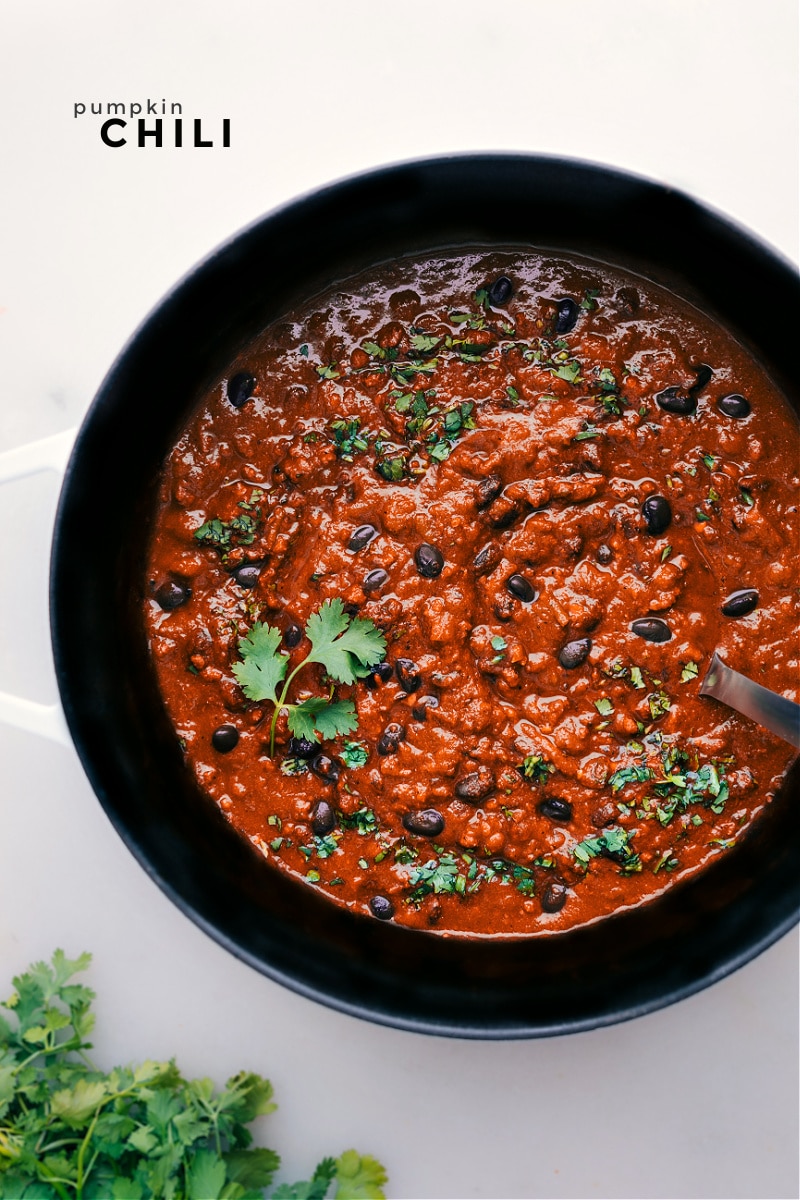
233;599;386;755
0;951;387;1200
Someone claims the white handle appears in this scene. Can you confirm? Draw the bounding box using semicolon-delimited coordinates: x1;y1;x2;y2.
0;692;71;746
0;427;77;484
0;427;78;745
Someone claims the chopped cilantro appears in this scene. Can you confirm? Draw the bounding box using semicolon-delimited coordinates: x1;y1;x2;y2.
580;288;600;311
681;661;699;683
660;545;673;562
653;849;679;874
740;487;754;507
376;455;406;481
630;665;645;690
407;855;462;902
329;416;370;458
409;332;440;353
338;807;378;835
573;423;602;441
315;363;341;380
313;834;340;859
194;509;261;561
573;827;638;871
552;359;582;384
648;691;671;720
394;844;417;865
340;740;369;769
702;453;716;470
281;757;309;776
609;764;652;792
518;754;555;783
595;697;614;717
506;385;519;403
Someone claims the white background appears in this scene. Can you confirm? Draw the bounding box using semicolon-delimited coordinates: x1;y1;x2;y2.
1;3;798;1198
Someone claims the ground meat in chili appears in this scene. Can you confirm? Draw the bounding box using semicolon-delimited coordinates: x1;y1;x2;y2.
144;249;800;936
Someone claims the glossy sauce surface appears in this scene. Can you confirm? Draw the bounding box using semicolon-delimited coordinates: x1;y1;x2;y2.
145;250;799;936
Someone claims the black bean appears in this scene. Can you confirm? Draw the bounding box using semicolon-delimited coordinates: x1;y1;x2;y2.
363;568;389;593
718;393;751;419
616;286;640;315
488;275;513;306
475;474;503;510
656;386;696;416
310;754;340;784
554;297;580;334
722;588;759;618
506;574;536;603
642;495;672;535
415;543;444;579
227;371;256;409
558;638;592;669
231;563;262;589
283;623;303;648
377;723;405;756
691;363;714;392
412;694;439;721
211;724;239;753
155;580;190;611
455;768;495;801
541;882;567;913
538;797;573;822
289;736;317;759
631;618;672;643
395;658;421;692
347;523;379;552
473;541;501;576
597;543;613;564
311;799;336;836
369;895;395;920
403;808;445;837
364;661;394;690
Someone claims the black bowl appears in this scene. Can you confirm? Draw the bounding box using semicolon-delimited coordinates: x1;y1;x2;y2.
50;154;800;1038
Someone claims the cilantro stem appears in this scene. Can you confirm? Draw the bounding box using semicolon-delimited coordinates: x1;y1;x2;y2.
34;1162;71;1200
269;659;308;756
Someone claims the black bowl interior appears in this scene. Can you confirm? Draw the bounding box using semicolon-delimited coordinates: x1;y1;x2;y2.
50;155;800;1037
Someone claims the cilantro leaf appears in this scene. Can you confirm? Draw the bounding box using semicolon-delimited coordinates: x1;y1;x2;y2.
289;698;358;741
334;1150;388;1199
305;599;386;683
187;1147;227;1199
233;623;289;703
274;1158;337;1200
0;951;388;1200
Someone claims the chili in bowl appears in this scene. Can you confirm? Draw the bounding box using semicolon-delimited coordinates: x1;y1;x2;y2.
51;155;800;1035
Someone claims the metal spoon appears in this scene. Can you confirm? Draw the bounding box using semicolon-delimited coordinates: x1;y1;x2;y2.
700;651;800;749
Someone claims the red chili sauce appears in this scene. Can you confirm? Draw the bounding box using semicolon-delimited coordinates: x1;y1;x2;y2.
144;250;799;936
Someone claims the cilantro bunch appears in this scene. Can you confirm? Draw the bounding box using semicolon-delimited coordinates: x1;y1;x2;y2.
0;951;387;1200
232;600;386;755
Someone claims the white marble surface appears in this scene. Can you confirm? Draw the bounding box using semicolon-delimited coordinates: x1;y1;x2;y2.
1;3;798;1198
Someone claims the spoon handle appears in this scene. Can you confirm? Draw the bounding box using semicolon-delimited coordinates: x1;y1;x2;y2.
700;651;800;750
